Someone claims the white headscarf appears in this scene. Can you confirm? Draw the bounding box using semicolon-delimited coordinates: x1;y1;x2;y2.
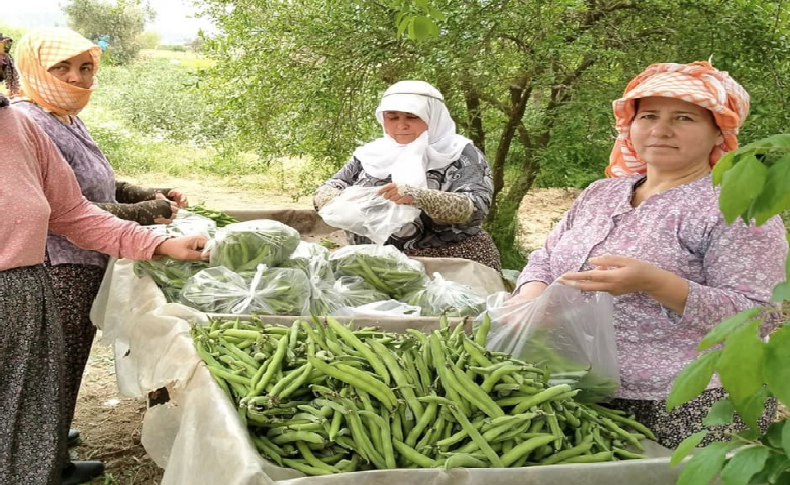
353;80;473;188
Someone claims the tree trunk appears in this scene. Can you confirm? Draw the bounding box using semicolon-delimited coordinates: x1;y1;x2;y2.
463;87;486;153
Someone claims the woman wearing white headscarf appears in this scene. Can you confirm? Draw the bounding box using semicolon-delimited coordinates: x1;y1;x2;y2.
314;81;500;270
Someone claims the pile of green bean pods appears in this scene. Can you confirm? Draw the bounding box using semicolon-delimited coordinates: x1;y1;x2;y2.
192;315;656;475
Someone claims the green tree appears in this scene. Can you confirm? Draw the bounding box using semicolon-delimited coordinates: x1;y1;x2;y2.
667;134;790;485
138;30;160;50
62;0;155;64
196;0;789;268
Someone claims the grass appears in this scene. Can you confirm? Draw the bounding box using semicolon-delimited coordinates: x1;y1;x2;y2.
139;48;215;69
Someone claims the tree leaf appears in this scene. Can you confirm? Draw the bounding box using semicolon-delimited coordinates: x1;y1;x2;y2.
397;16;411;37
671;431;708;468
736;387;768;432
764;420;786;449
410;15;436;40
720;446;771;485
702;398;735;426
750;154;790;225
764;324;790;407
717;319;765;427
427;6;447;21
697;308;763;351
677;441;735;485
772;281;790;303
667;350;721;412
783;420;790;457
747;454;790;484
718;155;768;224
712;151;736;186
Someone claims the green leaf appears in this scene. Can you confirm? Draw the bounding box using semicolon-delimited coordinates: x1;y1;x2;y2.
414;0;429;9
737;387;769;432
717;319;765;426
697;308;763;351
718;154;768;224
667;350;721;411
772;281;790;303
764;421;786;449
409;15;436;40
750;154;790;225
677;442;736;485
713;151;736;186
783;419;790;456
702;398;735;426
764;324;790;407
427;6;447;21
397;16;411;37
748;454;790;484
671;431;708;468
720;446;771;485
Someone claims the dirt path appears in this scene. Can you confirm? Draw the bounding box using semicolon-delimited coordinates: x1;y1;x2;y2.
74;177;576;484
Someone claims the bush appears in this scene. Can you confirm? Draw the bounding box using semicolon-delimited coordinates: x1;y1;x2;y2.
92;58;225;145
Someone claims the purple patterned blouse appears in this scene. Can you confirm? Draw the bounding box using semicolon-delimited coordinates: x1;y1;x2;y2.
517;174;788;400
14;102;117;268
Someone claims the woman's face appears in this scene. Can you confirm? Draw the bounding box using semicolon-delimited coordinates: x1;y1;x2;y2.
630;96;724;172
382;111;428;144
47;51;95;89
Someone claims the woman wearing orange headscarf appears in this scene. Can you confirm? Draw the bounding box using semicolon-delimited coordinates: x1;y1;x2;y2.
12;28;188;484
511;62;787;447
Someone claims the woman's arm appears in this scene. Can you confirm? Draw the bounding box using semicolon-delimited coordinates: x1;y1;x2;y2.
93;200;174;225
313;157;363;211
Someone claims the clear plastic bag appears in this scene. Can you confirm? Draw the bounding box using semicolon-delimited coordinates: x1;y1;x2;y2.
402;272;486;317
147;209;218;238
247;266;311;316
318;186;421;245
179;265;311;315
279;241;338;315
333;276;389;308
332;299;422;318
206;220;301;272
179;266;254;314
329;244;427;299
133;257;209;302
482;283;620;402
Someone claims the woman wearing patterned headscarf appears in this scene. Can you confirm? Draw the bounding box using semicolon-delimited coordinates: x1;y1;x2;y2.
0;95;207;485
511;62;787;447
313;80;500;270
12;27;189;484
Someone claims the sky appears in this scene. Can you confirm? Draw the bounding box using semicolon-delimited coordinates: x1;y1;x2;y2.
1;0;216;45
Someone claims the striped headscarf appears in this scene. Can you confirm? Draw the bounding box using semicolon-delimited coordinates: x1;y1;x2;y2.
606;61;750;178
14;27;101;119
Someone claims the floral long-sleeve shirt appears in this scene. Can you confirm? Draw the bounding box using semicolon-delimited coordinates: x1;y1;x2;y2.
315;144;494;250
517;174;788;400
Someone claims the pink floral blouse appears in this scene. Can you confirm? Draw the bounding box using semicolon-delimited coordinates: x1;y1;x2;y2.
518;174;788;400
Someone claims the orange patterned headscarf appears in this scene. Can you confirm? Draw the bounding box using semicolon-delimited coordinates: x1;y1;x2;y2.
606;61;750;178
14;28;101;118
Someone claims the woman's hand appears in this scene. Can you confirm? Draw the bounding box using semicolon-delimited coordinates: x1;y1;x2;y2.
157;190;188;209
558;255;662;296
378;183;415;205
154;235;208;260
559;255;689;314
152;197;179;224
507;281;548;305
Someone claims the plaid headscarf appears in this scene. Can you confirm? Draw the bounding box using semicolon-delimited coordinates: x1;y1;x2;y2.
606;61;750;178
14;27;101;118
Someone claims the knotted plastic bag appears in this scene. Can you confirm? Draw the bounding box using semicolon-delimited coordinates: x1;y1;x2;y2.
318;186;421;245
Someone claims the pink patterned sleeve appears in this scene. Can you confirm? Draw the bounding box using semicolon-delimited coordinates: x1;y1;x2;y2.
678;216;788;335
33;122;167;260
515;186;596;291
